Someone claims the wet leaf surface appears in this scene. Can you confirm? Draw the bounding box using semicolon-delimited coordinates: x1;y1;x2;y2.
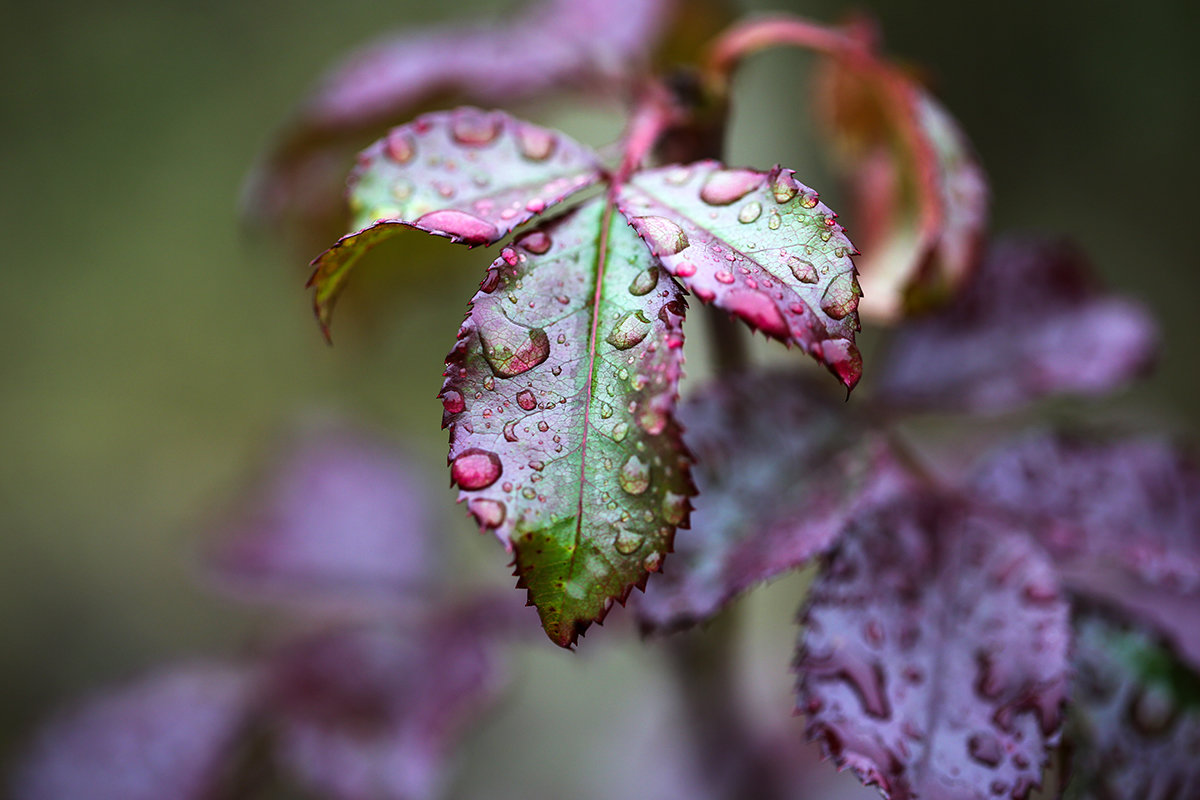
636;370;913;632
13;664;257;800
878;238;1157;413
266;594;524;800
204;422;436;615
796;496;1070;800
440;199;693;647
243;0;675;235
308;108;602;335
972;433;1200;669
1065;612;1200;800
815;47;988;320
618;161;863;389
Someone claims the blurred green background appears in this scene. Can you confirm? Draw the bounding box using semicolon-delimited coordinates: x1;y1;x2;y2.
2;0;1197;796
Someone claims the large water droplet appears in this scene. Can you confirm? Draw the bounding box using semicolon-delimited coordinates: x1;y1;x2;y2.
726;289;789;338
634;216;689;255
515;123;556;161
516;230;551;254
451;109;502;146
613;528;644;555
441;389;465;414
820;271;861;320
482;327;551;377
468;498;506;528
451;448;502;489
415;210;499;245
385;129;416;163
516;389;537;411
699;168;762;205
737;202;762;223
612;421;629;442
628;266;659;296
799;191;819;209
786;254;819;284
618;454;651;495
607;310;651;350
770;171;799;203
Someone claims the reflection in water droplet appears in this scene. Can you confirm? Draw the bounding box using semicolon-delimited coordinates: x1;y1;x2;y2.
618;455;651;495
770;171;799;203
516;230;552;254
415;210;500;245
607;310;651;350
787;255;819;284
516;390;537;411
451;110;502;145
451;448;503;489
468;498;506;528
634;216;689;255
441;390;465;414
385;130;416;163
628;266;659;296
737;202;762;224
699;168;762;205
613;529;644;555
516;124;556;161
820;272;861;320
482;327;551;377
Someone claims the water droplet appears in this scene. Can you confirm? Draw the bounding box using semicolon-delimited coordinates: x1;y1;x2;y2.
390;178;415;202
551;365;562;377
617;367;629;381
482;376;495;391
628;266;659;296
715;270;735;284
385;129;416;163
799;191;819;209
661;492;687;525
481;327;551;377
607;310;651;350
513;390;536;411
468;498;506;528
820;272;861;320
770;170;799;203
737;202;763;223
451;448;502;490
967;733;1003;767
612;421;629;442
644;552;663;572
768;209;782;230
819;229;832;242
834;247;847;259
515;124;556;161
613;529;644;555
633;216;689;255
726;289;788;338
528;460;545;471
521;486;537;500
502;420;519;442
674;261;696;278
441;390;465;414
618;454;651;495
415;210;499;245
699;168;762;205
451;109;502;146
516;230;551;254
537;421;549;432
525;198;545;214
599;402;613;419
786;254;819;284
664;166;692;185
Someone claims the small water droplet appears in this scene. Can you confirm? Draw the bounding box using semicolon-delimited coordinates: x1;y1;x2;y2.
607;310;651;350
786;254;819;284
451;448;503;490
516;230;552;254
483;376;495;391
525;198;546;214
502;420;519;442
715;270;735;284
737;201;762;223
819;229;832;242
537;421;549;432
390;178;415;202
644;552;663;572
600;402;613;419
799;191;819;209
618;454;651;495
628;266;659;296
515;124;556;161
612;421;629;442
441;390;465;414
633;216;689;255
521;486;537;500
385;129;416;163
468;498;506;528
661;492;687;525
617;367;629;381
415;209;499;245
528;460;545;472
674;261;696;277
768;209;782;230
664;166;693;185
451;109;502;146
551;365;562;377
699;168;762;205
516;389;537;411
613;529;644;555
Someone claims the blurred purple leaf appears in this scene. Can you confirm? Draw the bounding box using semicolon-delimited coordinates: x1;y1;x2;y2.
877;238;1157;413
637;370;914;633
972;433;1200;669
309;108;603;336
265;594;524;800
206;422;436;615
1065;612;1200;800
618;162;864;389
13;663;256;800
796;497;1070;800
244;0;675;234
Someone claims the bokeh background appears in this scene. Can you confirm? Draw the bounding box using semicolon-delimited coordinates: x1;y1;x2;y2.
2;0;1197;796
